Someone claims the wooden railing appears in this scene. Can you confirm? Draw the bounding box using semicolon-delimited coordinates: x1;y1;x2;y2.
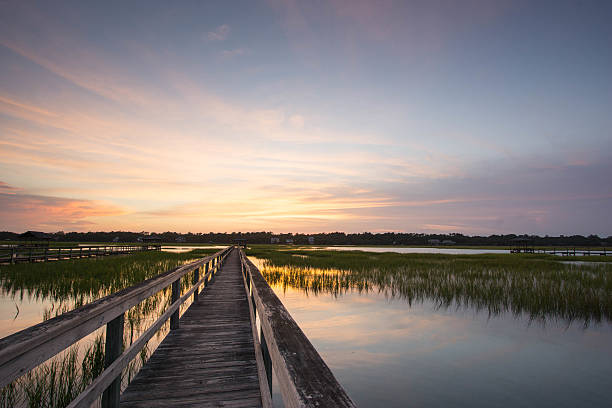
238;249;356;408
510;247;610;256
0;244;162;264
0;246;232;407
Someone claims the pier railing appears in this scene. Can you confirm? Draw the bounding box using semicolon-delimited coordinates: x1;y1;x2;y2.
509;247;610;256
238;249;356;408
0;244;162;264
0;246;232;407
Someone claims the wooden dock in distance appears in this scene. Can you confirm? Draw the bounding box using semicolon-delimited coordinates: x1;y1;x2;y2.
120;249;261;407
510;247;610;256
0;244;161;264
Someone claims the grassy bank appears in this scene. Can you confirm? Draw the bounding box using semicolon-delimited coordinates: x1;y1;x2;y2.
248;247;612;326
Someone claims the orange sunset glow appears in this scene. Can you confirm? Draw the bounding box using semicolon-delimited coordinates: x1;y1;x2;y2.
1;1;611;235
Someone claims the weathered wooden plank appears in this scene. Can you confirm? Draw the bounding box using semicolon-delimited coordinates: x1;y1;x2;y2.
239;252;273;408
0;247;230;389
242;252;356;408
66;252;231;408
170;278;180;330
102;314;124;408
121;389;262;408
119;249;262;407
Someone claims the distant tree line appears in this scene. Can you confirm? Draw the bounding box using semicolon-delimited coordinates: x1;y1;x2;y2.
0;230;610;247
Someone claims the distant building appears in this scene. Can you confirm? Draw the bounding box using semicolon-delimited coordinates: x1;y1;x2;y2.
441;240;456;245
270;237;280;244
308;236;315;245
112;236;120;243
428;239;440;245
175;236;186;243
285;239;294;245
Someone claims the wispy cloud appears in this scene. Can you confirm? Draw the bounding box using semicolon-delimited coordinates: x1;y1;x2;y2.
0;181;19;195
206;24;230;41
1;2;610;235
0;189;126;232
220;48;247;58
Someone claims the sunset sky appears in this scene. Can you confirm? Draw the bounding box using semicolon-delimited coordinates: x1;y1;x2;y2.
1;1;611;235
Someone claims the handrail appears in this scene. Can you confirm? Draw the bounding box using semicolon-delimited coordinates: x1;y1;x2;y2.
238;249;356;408
238;251;273;408
0;246;232;406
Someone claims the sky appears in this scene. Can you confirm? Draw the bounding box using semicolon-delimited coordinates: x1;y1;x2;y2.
0;0;611;235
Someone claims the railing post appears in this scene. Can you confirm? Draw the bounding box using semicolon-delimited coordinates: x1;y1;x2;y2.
102;313;124;408
260;326;273;396
251;280;256;312
205;263;210;285
193;267;200;303
10;247;14;264
170;279;180;330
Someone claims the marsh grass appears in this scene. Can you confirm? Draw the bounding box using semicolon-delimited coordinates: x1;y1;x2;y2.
0;248;219;408
250;248;612;326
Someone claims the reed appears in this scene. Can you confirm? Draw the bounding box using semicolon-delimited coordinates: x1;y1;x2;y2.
0;247;218;408
249;248;612;326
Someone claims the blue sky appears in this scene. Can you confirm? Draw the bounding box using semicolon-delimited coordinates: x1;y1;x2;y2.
0;0;611;234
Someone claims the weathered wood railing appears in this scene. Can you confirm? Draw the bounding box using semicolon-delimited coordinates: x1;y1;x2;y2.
0;244;162;264
0;246;232;407
510;247;610;256
238;249;356;408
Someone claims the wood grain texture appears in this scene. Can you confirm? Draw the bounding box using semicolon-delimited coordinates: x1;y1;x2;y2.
120;249;262;407
241;251;356;408
0;248;230;389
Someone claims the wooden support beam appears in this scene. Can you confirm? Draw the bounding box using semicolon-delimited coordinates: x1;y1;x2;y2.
102;313;124;408
260;326;273;396
170;279;180;330
193;267;199;303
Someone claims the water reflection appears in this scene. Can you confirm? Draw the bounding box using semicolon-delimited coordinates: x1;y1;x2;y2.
261;262;612;326
317;246;509;254
258;260;612;407
162;245;226;253
0;253;208;407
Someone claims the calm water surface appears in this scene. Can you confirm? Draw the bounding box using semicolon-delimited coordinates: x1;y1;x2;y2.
319;246;509;254
162;245;226;253
251;258;612;407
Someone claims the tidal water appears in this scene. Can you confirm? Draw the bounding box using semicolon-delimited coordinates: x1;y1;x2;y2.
256;260;612;407
2;252;610;407
319;246;509;254
161;245;227;253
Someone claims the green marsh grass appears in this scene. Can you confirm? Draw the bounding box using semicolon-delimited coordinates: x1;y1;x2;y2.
0;247;219;408
248;247;612;326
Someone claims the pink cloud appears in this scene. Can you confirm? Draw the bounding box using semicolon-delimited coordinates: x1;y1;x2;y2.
0;188;125;232
0;181;19;195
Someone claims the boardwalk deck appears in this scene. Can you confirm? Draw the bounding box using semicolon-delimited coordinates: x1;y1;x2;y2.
120;249;262;407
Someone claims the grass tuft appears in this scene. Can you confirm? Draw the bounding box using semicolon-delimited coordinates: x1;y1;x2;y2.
249;248;612;326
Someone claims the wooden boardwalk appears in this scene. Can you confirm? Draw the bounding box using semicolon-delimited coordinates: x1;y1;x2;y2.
120;249;261;407
0;246;355;408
